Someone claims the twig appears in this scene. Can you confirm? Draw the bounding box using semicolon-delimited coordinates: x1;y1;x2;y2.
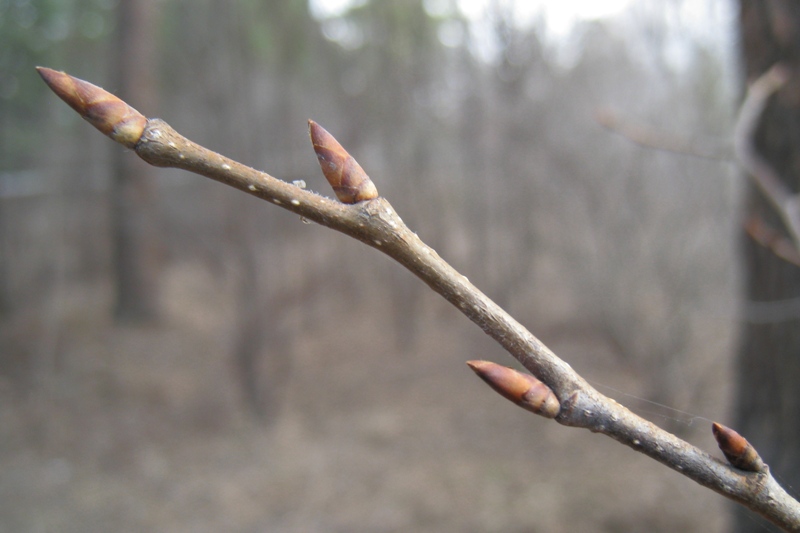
598;65;800;264
744;214;800;267
594;107;732;161
37;67;800;531
734;63;800;249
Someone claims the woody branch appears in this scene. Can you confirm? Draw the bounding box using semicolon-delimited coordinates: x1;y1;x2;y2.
734;63;800;262
37;67;800;531
598;63;800;265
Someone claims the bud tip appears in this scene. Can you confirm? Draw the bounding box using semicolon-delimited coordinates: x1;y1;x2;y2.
712;422;766;473
36;66;146;148
308;119;378;204
467;360;559;418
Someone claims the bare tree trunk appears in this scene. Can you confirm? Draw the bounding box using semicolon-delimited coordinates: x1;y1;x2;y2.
111;0;161;322
735;1;800;530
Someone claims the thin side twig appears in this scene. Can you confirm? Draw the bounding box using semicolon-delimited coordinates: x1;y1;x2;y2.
594;107;732;161
744;215;800;267
734;63;800;249
597;65;800;266
37;67;800;532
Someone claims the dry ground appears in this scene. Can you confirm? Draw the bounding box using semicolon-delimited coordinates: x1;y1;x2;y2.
0;261;736;532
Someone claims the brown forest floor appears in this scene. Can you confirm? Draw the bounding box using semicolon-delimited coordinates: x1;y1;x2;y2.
0;263;735;532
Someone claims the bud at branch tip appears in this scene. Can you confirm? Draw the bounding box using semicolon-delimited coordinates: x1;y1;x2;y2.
36;66;146;148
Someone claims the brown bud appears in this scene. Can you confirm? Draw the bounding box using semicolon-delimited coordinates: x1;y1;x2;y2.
712;422;766;473
466;360;560;418
37;67;146;148
308;120;378;204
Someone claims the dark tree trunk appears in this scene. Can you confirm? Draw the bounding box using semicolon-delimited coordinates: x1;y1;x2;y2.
111;0;161;322
736;1;800;530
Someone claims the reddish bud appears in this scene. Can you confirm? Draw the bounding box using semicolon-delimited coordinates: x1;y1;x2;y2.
467;360;560;418
712;422;766;472
308;120;378;204
37;67;146;148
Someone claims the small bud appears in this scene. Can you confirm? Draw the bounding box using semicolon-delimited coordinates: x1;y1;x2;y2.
712;422;766;473
37;67;146;148
308;120;378;204
466;360;560;418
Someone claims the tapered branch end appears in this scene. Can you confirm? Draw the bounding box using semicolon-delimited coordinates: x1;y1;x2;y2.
308;119;378;204
765;63;791;90
466;360;560;418
712;422;767;473
37;67;146;148
593;107;617;128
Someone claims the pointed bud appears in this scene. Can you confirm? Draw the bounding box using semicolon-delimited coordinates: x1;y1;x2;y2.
466;360;560;418
712;422;766;472
308;120;378;204
37;67;146;148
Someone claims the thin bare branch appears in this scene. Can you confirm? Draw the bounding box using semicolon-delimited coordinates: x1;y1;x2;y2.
38;67;800;531
597;64;800;265
734;63;800;248
744;215;800;267
594;107;732;161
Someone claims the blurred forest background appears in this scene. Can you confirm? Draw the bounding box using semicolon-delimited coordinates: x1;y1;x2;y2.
0;0;770;531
